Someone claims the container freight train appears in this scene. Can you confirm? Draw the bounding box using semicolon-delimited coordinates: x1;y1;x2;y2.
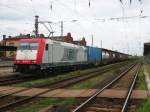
14;38;129;73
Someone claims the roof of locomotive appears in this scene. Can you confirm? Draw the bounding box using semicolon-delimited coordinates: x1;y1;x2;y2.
18;38;44;42
18;38;86;49
101;48;129;56
17;38;130;56
45;38;86;49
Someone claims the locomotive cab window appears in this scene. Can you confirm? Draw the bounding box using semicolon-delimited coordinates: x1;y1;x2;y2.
19;42;38;50
30;43;38;50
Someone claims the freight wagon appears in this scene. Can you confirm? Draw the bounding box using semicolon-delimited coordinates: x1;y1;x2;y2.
102;48;129;64
86;46;102;65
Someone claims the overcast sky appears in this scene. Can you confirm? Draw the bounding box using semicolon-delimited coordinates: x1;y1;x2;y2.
0;0;150;56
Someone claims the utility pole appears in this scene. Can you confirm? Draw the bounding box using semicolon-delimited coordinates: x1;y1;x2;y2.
92;35;93;47
61;21;63;36
127;43;129;54
35;15;39;37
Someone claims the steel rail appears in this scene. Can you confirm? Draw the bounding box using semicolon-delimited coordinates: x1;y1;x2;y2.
0;61;129;86
0;61;129;99
0;67;112;100
72;63;137;112
0;63;124;111
0;75;40;86
0;74;19;82
0;74;35;83
0;65;13;67
121;64;141;112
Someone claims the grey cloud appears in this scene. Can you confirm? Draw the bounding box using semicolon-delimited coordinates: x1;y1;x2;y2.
0;0;150;55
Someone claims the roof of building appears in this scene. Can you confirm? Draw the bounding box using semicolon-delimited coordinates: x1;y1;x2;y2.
144;42;150;46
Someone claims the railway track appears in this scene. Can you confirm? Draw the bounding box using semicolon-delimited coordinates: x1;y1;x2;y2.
72;62;140;112
0;74;49;86
0;61;134;111
0;65;13;68
0;62;132;87
0;61;131;86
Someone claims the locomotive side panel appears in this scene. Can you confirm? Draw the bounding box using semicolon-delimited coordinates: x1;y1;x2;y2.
53;42;66;63
42;43;53;64
42;39;87;68
76;46;87;62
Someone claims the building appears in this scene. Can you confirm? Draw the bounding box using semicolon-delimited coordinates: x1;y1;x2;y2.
0;33;87;58
0;41;3;46
73;38;86;46
50;33;86;46
144;42;150;63
0;34;30;58
50;32;73;43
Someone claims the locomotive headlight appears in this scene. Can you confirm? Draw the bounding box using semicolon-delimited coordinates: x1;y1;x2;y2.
16;60;20;63
32;60;36;63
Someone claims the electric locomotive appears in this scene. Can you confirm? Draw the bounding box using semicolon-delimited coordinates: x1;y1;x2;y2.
14;38;87;73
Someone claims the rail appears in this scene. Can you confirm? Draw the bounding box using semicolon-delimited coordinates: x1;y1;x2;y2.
0;61;129;111
121;64;141;112
72;63;139;112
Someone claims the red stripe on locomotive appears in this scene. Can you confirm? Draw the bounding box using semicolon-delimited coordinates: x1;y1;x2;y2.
15;38;45;64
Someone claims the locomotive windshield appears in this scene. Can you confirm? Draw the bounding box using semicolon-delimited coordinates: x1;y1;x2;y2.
19;42;39;50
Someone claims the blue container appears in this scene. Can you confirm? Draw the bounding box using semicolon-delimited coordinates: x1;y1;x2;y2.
86;46;102;63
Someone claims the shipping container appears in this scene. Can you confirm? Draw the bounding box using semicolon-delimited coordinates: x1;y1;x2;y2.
86;46;102;64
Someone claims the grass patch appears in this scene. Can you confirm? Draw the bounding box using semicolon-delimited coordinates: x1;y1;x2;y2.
14;61;131;88
16;98;78;112
136;97;150;112
144;64;150;77
70;71;114;89
136;66;147;90
15;71;81;88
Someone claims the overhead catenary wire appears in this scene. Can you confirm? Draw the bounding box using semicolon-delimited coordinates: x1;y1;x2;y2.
118;0;129;54
29;0;38;15
52;0;87;20
0;3;32;19
0;2;35;34
89;0;91;7
35;14;148;39
0;2;38;26
50;1;53;11
119;0;123;4
51;0;147;24
0;0;146;56
0;0;146;23
74;0;77;10
118;0;144;55
138;0;143;56
42;0;96;36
